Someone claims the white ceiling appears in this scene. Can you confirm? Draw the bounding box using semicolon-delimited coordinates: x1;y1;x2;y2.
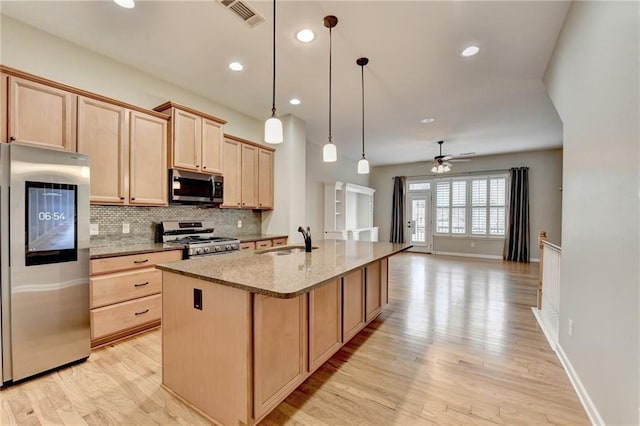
0;0;569;166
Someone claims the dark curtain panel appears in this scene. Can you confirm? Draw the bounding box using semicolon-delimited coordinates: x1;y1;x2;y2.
504;167;530;262
390;176;405;243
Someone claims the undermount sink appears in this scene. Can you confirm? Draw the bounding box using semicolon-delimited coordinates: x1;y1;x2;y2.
257;245;318;256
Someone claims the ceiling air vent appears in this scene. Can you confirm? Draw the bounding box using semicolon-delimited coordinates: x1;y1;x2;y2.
217;0;265;28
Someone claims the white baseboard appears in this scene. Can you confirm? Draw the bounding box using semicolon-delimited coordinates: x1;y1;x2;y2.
531;308;603;426
433;251;503;260
530;257;540;263
531;307;556;351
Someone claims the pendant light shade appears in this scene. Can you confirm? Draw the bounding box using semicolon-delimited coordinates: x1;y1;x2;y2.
323;15;338;162
264;0;283;144
357;57;369;174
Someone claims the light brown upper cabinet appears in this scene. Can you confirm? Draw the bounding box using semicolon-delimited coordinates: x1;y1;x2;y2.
258;148;274;209
77;97;168;206
130;111;168;206
241;143;258;208
222;136;242;208
8;76;76;151
77;96;129;204
1;74;7;143
222;134;275;210
154;102;226;175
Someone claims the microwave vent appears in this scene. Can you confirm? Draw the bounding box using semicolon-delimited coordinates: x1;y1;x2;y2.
217;0;265;28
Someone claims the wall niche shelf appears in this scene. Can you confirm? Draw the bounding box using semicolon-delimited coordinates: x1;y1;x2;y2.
324;182;378;242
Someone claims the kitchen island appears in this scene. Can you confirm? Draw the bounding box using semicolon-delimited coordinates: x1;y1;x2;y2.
157;239;410;426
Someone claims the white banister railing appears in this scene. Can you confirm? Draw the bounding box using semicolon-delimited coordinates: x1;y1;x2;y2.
537;231;561;347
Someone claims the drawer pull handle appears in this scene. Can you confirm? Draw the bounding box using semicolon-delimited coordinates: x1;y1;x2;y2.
134;281;149;287
133;259;149;264
134;309;149;316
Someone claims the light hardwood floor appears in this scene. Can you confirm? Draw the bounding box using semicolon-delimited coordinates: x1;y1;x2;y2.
1;253;588;425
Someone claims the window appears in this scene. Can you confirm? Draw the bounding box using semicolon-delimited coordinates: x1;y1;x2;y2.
408;182;431;191
435;175;507;237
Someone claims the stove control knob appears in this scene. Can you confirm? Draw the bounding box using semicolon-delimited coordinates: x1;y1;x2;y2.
203;247;210;253
195;248;203;255
215;245;223;252
232;243;239;250
226;244;232;250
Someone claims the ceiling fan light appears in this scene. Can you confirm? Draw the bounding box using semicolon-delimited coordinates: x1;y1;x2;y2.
357;157;370;174
444;165;451;172
323;142;337;162
431;165;438;173
113;0;135;8
264;116;283;144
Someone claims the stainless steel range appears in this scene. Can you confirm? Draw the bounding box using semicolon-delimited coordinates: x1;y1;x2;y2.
161;221;240;258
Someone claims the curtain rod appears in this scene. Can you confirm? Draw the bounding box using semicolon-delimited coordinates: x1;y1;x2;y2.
392;168;510;180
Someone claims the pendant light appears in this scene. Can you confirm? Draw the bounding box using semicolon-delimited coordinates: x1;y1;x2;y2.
357;57;370;174
322;15;338;162
264;0;283;144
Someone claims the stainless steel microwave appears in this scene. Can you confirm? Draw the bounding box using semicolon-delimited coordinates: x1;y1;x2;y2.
169;169;223;205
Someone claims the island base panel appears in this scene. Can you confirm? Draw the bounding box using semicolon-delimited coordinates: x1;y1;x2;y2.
162;272;252;426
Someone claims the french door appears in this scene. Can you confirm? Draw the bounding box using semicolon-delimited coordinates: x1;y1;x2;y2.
406;192;432;253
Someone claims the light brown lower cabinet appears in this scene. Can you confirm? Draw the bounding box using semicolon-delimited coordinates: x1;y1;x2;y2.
253;294;308;419
89;249;181;347
366;261;383;322
161;257;390;425
239;241;256;251
309;279;342;371
343;268;366;342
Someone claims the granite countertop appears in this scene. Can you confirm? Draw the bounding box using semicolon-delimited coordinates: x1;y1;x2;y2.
90;242;184;259
237;234;288;243
157;240;411;298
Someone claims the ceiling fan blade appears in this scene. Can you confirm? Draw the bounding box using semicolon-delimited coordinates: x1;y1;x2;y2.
450;158;472;162
441;155;453;161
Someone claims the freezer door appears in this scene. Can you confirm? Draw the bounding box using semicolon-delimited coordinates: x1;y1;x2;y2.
8;143;90;381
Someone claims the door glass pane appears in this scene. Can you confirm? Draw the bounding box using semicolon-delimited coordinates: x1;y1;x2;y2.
411;199;426;243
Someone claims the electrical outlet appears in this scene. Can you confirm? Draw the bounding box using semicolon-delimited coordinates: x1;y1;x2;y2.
89;224;99;236
122;223;130;234
568;318;574;337
237;220;242;228
470;242;475;248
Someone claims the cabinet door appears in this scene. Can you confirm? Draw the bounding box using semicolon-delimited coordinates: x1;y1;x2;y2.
129;111;168;205
1;74;7;143
172;108;201;171
365;261;382;322
342;269;365;342
309;279;342;372
258;148;274;209
221;137;242;207
254;294;307;419
201;118;223;174
8;76;75;151
77;97;128;204
381;257;389;306
240;144;258;208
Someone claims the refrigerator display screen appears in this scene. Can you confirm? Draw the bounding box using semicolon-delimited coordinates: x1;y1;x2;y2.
25;181;78;266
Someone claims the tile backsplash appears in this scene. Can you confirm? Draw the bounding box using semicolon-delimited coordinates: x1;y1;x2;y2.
90;205;261;247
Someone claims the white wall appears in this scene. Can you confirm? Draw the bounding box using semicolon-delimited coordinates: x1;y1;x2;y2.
370;149;563;259
543;2;639;424
0;15;262;142
305;141;369;242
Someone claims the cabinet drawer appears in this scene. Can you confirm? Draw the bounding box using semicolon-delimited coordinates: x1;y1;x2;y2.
91;250;182;275
255;240;272;249
272;238;287;246
91;268;161;308
239;242;255;251
91;294;161;339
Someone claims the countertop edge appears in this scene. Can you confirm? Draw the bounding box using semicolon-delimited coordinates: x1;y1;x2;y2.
157;244;412;298
90;244;184;259
238;234;288;243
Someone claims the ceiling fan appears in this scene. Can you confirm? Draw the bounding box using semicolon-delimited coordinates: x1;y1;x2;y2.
431;140;471;174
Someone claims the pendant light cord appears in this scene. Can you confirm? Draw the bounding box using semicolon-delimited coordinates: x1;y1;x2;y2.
271;0;276;117
361;63;365;158
328;25;333;142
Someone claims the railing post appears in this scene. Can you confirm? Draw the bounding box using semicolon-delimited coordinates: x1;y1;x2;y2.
537;231;547;309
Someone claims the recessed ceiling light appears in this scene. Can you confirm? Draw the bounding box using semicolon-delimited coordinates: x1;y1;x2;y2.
113;0;135;9
296;29;315;43
420;117;435;124
228;62;243;71
461;45;480;57
289;98;301;105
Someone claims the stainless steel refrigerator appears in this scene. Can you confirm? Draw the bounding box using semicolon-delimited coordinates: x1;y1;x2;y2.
0;143;90;385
